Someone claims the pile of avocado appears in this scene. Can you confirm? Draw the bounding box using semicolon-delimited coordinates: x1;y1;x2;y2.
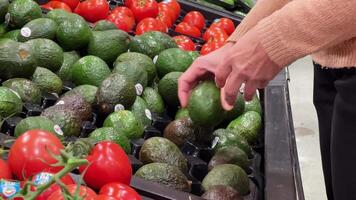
0;0;263;199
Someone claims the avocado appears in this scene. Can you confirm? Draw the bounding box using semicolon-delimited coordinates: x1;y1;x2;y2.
7;0;42;28
71;55;111;87
163;117;196;147
135;162;190;192
56;14;92;50
18;18;57;42
0;24;8;37
212;129;252;158
14;116;61;138
103;110;144;140
142;87;165;114
47;9;72;24
0;39;37;79
202;164;250;195
56;94;92;121
129;31;177;58
0;86;23;118
158;72;182;107
188;81;224;127
208;146;250;172
41;105;82;137
26;38;64;72
156;48;193;78
175;108;190;120
96;73;136;114
244;94;262;115
57;51;81;82
32;67;63;94
224;92;245;121
87;30;130;65
89;127;131;154
187;50;200;61
1;29;20;41
63;85;98;105
0;0;9;23
202;185;242;200
116;52;156;85
139;137;188;172
2;78;41;104
112;60;148;88
93;20;117;31
129;96;152;128
227;111;262;144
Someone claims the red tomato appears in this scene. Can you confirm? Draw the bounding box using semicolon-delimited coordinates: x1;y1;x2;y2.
203;26;228;42
8;130;64;180
158;3;175;22
211;18;235;35
107;13;135;32
124;0;132;7
175;22;201;38
99;183;141;200
183;11;205;30
31;172;75;200
51;0;79;10
79;141;132;190
161;0;180;19
41;1;72;12
200;41;223;55
48;184;97;200
156;11;172;28
0;159;12;180
136;17;167;35
75;0;110;23
110;6;134;18
173;35;195;51
96;195;117;200
130;0;159;22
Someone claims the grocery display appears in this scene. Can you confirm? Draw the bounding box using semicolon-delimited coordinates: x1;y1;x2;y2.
0;0;304;199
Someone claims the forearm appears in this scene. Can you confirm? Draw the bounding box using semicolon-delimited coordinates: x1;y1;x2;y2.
228;0;290;41
255;0;356;67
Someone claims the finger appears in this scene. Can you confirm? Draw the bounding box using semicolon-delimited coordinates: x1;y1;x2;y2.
243;81;257;101
221;71;245;111
215;61;232;88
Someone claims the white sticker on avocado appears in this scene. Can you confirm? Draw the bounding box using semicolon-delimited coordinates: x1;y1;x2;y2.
211;137;220;149
115;104;125;111
56;100;64;105
239;83;245;93
153;55;158;64
145;109;152;120
54;125;64;136
51;93;59;98
5;13;10;25
9;89;20;99
135;84;143;96
20;27;31;38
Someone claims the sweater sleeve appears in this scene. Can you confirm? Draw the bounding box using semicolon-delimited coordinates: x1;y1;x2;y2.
256;0;356;67
228;0;291;42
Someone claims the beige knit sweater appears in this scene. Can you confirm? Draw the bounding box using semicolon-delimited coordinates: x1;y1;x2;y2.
228;0;356;68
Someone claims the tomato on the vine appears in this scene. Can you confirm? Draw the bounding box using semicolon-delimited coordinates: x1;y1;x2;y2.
110;6;134;18
41;1;72;12
95;195;117;200
0;159;12;180
8;130;64;180
50;0;79;10
136;17;167;35
203;26;228;42
158;2;175;22
107;13;135;32
156;11;173;28
175;22;201;38
130;0;159;22
31;172;75;200
99;183;141;200
75;0;110;23
79;141;132;190
48;184;97;200
173;35;195;51
200;41;223;55
211;18;235;35
183;11;205;30
161;0;180;19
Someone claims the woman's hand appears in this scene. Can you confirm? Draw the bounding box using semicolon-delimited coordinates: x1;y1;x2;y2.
178;27;284;110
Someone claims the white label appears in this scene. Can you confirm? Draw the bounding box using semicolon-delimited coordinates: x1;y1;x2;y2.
153;55;158;64
51;93;59;98
115;104;125;111
239;83;245;93
145;109;152;120
135;84;143;96
211;137;220;149
5;13;10;25
56;100;64;105
54;125;64;136
9;89;20;99
20;27;31;38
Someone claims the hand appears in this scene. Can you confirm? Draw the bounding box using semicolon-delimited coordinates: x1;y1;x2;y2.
178;26;284;110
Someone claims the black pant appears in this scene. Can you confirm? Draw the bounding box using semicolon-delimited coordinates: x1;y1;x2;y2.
313;62;356;200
